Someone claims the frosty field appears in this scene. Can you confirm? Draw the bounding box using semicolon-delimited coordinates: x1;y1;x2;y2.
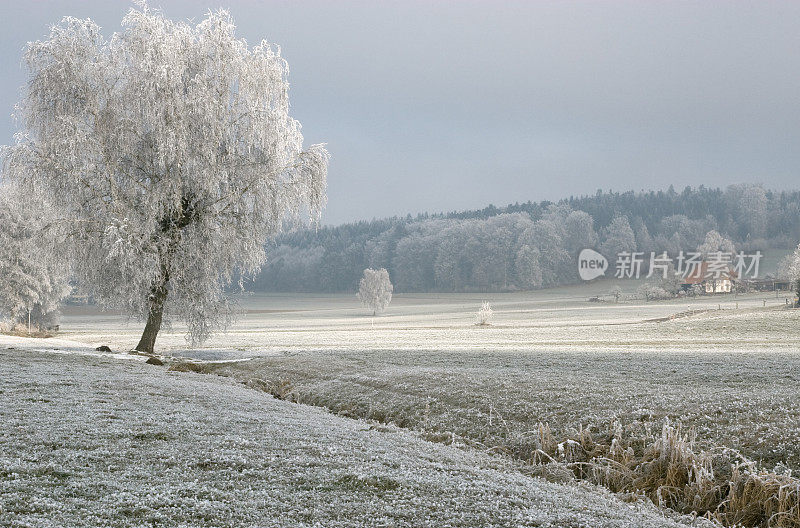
51;282;800;476
1;348;711;528
3;1;800;526
4;282;800;526
56;280;800;356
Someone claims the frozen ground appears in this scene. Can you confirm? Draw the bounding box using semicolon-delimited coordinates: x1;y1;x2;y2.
0;346;711;528
57;281;800;358
4;282;797;525
207;346;800;474
45;284;800;472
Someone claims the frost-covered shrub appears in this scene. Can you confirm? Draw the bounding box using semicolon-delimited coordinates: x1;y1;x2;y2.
476;302;493;325
610;285;623;303
637;283;671;301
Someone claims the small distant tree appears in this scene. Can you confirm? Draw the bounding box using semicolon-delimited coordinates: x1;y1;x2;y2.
475;301;493;326
610;285;622;303
2;7;328;352
357;268;393;315
659;263;683;296
0;187;69;331
785;243;800;305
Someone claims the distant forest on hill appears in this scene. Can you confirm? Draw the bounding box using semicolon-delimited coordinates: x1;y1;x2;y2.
248;185;800;293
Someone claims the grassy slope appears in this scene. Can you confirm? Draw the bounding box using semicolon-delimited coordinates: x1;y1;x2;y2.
207;346;800;474
0;346;708;528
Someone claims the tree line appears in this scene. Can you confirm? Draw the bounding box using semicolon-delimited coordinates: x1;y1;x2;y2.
251;184;800;293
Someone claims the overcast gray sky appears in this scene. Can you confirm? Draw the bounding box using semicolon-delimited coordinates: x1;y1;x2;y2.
1;1;799;225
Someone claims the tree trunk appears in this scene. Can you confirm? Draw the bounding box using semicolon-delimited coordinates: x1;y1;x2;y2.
796;279;800;307
135;204;192;354
134;280;168;354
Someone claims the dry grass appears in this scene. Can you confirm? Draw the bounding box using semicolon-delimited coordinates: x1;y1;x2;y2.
721;472;800;528
494;419;800;527
203;351;800;528
0;322;55;339
166;361;212;374
243;376;299;401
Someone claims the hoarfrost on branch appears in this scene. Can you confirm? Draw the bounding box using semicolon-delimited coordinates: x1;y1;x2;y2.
2;6;328;350
357;268;393;316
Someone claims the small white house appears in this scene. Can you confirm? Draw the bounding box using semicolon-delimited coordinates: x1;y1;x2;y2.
681;261;736;294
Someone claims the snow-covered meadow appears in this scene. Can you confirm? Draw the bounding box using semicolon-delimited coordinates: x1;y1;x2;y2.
56;280;800;357
4;279;800;526
2;2;800;526
1;347;715;528
41;282;800;473
32;283;800;522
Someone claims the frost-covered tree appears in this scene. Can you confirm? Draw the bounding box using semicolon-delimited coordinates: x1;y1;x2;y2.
514;244;542;290
654;215;716;255
2;7;328;352
697;230;736;258
633;220;655;254
637;282;671;301
392;225;439;291
600;216;637;261
541;205;597;256
784;243;800;304
434;223;472;291
609;285;622;303
357;268;393;315
0;185;69;330
562;210;598;255
519;220;571;287
658;263;683;296
725;184;767;240
471;214;529;291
